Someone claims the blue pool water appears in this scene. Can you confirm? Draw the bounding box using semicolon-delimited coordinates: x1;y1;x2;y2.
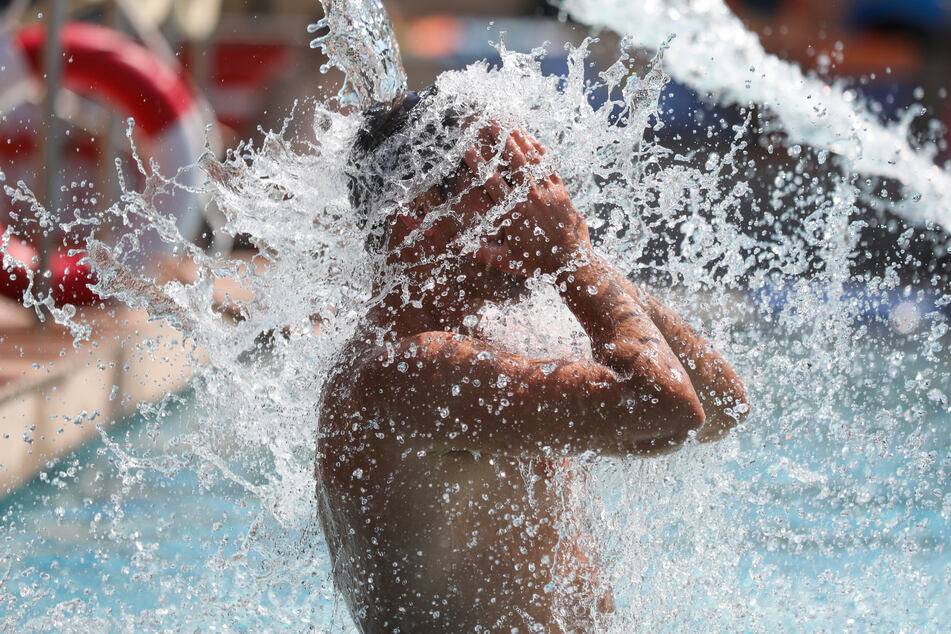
0;394;337;629
1;326;949;631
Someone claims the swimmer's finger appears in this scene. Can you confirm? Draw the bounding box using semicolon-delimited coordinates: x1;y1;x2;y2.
484;137;519;192
526;134;547;156
512;129;541;164
477;121;505;158
503;136;531;186
522;132;547;156
481;120;504;141
470;126;512;188
462;145;492;181
464;147;511;203
486;172;512;203
524;134;562;184
463;146;485;172
515;131;562;187
512;131;548;169
527;134;562;180
473;241;507;268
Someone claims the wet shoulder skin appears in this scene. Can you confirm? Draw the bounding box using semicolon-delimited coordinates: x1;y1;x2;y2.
317;127;749;632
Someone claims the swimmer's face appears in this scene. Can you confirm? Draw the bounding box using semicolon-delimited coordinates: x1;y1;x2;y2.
393;163;528;305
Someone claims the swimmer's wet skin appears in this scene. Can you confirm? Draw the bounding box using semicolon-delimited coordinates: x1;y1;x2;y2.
317;91;749;633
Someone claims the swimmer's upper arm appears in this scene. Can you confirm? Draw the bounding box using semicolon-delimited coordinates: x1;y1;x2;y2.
364;330;704;457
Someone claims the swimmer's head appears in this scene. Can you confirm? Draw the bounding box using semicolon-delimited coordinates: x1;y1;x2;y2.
348;89;529;306
348;85;467;252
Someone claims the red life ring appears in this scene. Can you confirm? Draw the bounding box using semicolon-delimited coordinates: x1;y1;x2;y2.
1;226;99;306
0;227;35;303
0;22;209;306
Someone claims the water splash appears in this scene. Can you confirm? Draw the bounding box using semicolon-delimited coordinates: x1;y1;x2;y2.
0;5;949;632
556;0;951;231
308;0;407;108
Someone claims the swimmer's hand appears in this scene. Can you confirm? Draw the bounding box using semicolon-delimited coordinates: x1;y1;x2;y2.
464;125;591;277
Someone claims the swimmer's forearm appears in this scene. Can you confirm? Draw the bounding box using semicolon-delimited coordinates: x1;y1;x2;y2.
557;254;703;422
620;282;749;440
558;254;704;444
556;254;658;367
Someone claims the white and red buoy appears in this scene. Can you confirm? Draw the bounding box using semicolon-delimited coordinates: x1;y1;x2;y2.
0;21;209;306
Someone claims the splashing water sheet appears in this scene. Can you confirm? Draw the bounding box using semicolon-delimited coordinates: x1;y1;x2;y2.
0;0;949;631
556;0;951;230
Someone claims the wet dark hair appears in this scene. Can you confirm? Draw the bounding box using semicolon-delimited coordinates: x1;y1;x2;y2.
347;84;465;252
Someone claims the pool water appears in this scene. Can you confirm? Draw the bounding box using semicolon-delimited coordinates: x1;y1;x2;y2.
0;393;339;630
1;321;948;631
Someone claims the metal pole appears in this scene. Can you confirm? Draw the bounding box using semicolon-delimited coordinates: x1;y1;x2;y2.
102;0;123;205
38;0;67;302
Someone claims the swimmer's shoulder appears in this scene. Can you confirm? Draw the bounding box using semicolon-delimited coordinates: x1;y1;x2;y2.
321;329;500;424
320;332;417;410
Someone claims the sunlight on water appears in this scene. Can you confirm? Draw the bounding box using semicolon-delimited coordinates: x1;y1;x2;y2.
0;0;949;630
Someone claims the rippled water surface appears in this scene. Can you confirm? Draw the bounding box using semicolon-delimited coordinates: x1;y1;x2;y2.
2;321;948;630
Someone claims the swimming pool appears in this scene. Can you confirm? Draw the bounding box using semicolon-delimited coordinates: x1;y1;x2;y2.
1;319;947;631
0;392;340;630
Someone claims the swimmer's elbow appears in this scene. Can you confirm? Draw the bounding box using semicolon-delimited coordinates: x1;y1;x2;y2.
671;388;706;440
630;380;705;451
696;377;750;443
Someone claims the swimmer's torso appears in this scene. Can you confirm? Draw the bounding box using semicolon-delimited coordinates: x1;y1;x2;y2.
317;358;606;633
